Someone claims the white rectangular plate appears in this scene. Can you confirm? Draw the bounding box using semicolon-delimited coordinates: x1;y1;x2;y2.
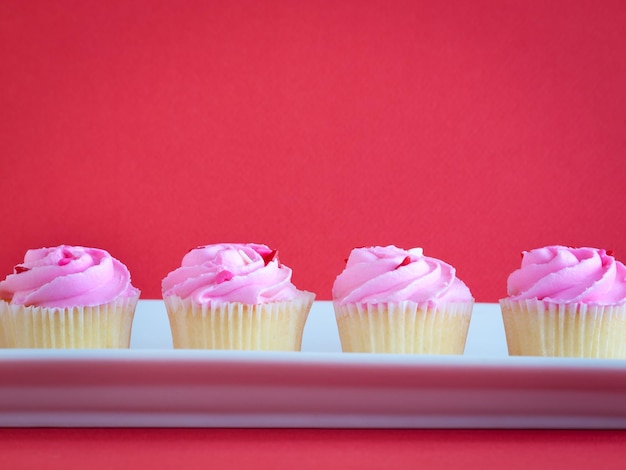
1;301;625;428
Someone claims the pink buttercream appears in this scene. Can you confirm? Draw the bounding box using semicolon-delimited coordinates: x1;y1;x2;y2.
506;245;626;305
332;245;473;305
0;245;140;308
162;243;304;304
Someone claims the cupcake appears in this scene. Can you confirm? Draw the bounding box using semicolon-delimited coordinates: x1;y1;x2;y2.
332;245;474;354
500;245;626;358
162;243;315;350
0;245;140;348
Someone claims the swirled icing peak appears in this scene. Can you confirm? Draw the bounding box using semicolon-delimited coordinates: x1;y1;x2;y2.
0;245;140;308
332;245;472;305
162;243;304;304
506;245;626;305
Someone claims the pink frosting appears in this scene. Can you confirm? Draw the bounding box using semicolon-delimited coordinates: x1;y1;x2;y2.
506;245;626;305
162;243;305;304
0;245;140;308
332;245;473;305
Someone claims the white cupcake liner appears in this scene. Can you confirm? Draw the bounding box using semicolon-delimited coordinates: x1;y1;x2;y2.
332;300;474;354
0;293;140;349
163;292;315;350
499;298;626;358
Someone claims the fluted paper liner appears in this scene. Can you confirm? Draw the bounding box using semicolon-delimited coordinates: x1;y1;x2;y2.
500;298;626;358
333;300;473;354
0;294;139;348
164;292;315;350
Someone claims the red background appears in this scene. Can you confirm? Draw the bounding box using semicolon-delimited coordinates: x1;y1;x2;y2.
1;0;626;301
1;429;625;469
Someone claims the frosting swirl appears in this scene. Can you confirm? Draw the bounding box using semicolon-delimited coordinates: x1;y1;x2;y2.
506;245;626;305
162;243;302;304
0;245;140;308
332;245;472;305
